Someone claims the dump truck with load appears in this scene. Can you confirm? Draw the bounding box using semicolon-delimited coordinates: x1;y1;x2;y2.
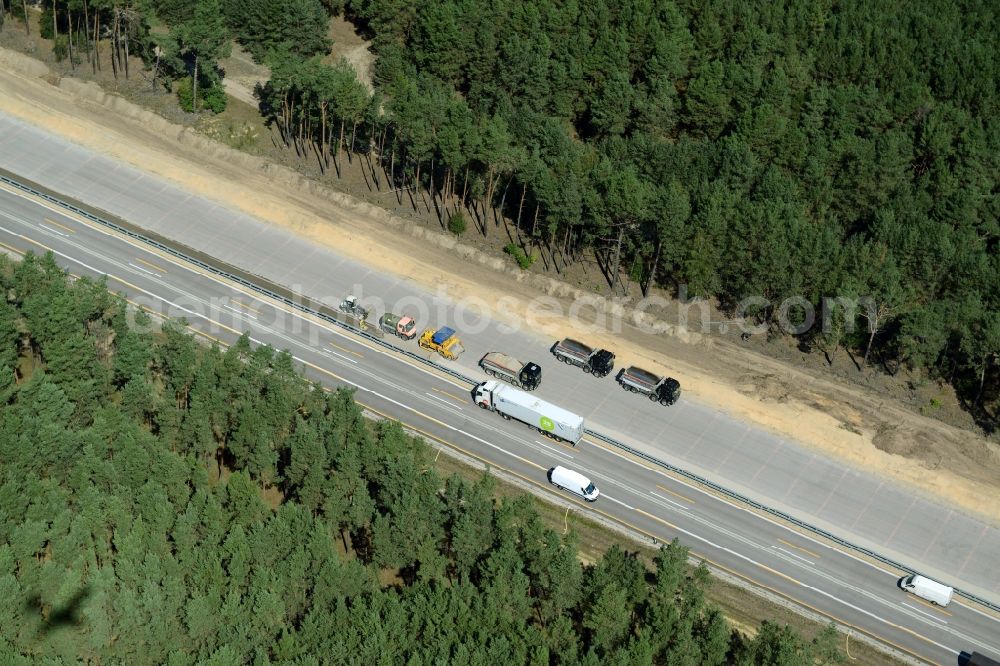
379;312;417;340
551;338;614;377
617;366;681;405
480;352;541;390
418;326;465;360
474;380;584;444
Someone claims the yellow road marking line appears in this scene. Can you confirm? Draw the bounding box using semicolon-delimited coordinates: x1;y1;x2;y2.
363;403;547;473
432;387;467;404
547;435;578;451
633;507;680;532
232;299;262;314
778;538;821;559
655;484;696;504
105;274;246;339
329;341;363;358
16;193;481;396
135;257;168;274
574;506;938;661
0;240;24;255
16;234;55;253
702;558;940;664
43;218;75;233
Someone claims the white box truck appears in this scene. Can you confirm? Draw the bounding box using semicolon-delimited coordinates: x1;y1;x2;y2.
474;380;584;444
900;574;953;606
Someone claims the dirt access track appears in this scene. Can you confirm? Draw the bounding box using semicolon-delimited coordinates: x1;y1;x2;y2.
1;47;998;525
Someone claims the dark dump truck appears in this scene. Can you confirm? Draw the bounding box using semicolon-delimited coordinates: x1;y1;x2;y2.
551;338;615;377
617;366;681;406
480;352;542;391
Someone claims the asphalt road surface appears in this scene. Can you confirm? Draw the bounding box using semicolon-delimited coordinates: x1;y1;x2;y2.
2;115;1000;664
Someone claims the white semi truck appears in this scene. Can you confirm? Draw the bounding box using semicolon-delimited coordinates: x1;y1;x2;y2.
474;380;584;444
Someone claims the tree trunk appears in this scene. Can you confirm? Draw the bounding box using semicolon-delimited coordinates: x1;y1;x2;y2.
22;0;29;35
67;10;75;70
644;239;662;297
515;183;527;240
497;175;513;233
192;54;199;113
319;103;327;169
122;16;129;78
610;226;625;295
93;10;100;72
863;326;876;367
151;49;161;90
327;117;335;167
460;164;470;216
82;0;90;64
52;0;57;49
483;166;496;236
349;121;358;161
390;149;398;202
337;118;345;167
281;92;290;144
428;156;436;214
414;162;422;208
109;11;118;79
975;358;989;407
378;124;389;168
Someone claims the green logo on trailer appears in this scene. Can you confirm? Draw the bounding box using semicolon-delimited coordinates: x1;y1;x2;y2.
539;416;555;432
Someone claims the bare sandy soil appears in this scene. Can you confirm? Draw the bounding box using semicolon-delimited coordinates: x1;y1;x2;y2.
217;17;376;108
1;43;999;527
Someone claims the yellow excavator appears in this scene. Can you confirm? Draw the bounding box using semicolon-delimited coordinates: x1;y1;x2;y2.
418;326;465;360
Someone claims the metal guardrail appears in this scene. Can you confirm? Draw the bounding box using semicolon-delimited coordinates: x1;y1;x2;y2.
2;169;997;613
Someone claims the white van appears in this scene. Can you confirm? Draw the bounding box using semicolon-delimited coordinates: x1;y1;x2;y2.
548;466;599;502
901;574;954;606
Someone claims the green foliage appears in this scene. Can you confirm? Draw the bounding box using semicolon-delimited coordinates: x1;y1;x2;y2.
173;0;231;113
52;35;69;62
201;82;228;113
150;0;198;27
330;0;1000;421
224;0;331;62
38;8;54;40
0;253;840;664
504;242;536;270
175;77;196;112
446;210;466;236
176;76;228;114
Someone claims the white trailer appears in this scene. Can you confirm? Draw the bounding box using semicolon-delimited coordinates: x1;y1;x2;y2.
474;380;584;444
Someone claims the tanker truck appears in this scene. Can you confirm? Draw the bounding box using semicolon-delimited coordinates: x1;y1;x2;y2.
617;366;681;406
474;380;584;445
551;338;615;377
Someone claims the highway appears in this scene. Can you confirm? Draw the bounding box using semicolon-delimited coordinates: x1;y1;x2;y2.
0;107;1000;664
1;174;999;665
